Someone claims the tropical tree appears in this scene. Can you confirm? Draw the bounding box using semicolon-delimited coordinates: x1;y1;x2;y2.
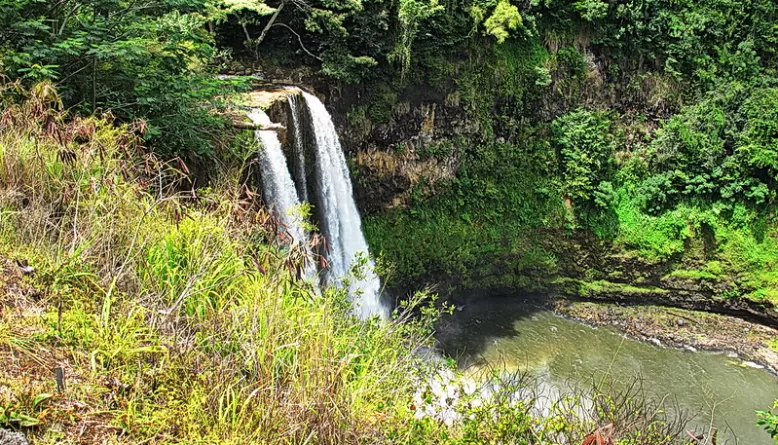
0;0;226;156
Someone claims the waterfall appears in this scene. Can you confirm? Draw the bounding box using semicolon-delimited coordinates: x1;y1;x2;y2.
247;109;316;282
301;92;388;320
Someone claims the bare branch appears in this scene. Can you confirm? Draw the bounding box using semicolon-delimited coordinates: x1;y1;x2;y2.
241;21;253;46
271;22;323;62
57;3;83;35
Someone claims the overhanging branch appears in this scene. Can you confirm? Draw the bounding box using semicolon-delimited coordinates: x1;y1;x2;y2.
255;0;287;50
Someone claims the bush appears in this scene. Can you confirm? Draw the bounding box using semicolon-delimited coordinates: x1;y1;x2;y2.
0;1;235;158
634;80;778;212
552;109;616;204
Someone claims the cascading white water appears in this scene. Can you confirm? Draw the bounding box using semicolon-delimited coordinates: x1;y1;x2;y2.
248;109;316;282
301;92;388;320
248;109;306;242
287;95;309;203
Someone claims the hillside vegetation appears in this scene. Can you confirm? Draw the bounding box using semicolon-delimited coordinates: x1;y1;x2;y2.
0;82;699;444
3;0;778;441
357;1;778;313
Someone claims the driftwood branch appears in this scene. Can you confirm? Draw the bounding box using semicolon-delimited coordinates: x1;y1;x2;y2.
232;120;286;131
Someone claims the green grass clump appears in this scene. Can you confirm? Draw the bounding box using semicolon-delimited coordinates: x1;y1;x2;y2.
612;194;688;261
665;261;727;282
715;224;778;304
552;278;667;299
580;280;668;297
665;269;722;281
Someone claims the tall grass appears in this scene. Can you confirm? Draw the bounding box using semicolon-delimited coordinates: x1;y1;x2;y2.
0;81;434;444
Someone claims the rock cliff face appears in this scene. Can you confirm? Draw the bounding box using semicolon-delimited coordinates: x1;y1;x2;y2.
240;81;475;214
324;85;475;214
549;236;778;326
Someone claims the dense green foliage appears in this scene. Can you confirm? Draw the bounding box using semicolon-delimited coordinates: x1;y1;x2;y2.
553;109;615;204
0;0;236;157
3;0;778;157
639;81;778;212
360;0;778;310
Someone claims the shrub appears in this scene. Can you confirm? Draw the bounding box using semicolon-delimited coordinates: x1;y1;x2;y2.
552;109;616;204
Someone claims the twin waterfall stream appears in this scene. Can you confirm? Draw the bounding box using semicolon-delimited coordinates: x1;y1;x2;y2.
248;91;387;320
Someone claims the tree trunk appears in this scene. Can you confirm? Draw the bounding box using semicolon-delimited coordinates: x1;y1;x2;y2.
241;22;253;46
254;0;286;55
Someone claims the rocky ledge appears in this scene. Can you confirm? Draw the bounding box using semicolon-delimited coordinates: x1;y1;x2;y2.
553;299;778;373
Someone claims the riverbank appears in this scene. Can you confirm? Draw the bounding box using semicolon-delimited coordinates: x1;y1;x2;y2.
552;299;778;373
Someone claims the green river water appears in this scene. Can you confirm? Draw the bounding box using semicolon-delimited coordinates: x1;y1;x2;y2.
437;297;778;445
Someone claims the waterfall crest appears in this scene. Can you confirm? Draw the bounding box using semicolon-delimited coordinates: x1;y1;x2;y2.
247;93;386;319
301;92;387;320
